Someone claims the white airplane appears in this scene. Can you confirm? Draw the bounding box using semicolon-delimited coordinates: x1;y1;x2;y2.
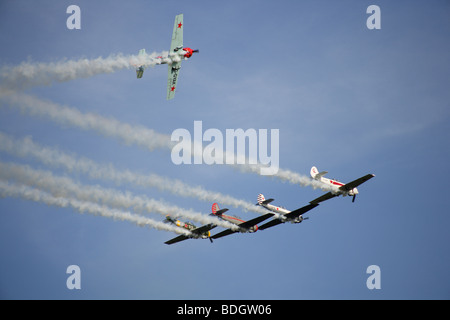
256;194;319;230
210;203;274;240
135;13;198;100
310;166;375;204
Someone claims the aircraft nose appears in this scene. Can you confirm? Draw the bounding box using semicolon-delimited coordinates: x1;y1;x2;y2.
354;188;359;195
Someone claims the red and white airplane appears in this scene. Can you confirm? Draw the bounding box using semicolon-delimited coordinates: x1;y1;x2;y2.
210;203;273;240
310;166;375;204
135;13;198;100
256;194;319;230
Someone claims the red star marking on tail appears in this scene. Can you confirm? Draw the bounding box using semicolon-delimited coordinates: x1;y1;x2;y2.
171;86;175;92
177;23;182;28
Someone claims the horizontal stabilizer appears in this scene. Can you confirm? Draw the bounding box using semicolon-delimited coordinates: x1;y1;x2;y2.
317;171;328;178
310;166;328;180
215;208;229;215
262;198;274;205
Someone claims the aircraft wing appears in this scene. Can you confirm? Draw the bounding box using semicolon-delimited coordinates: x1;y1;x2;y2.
211;213;274;239
167;62;181;100
284;203;319;219
259;204;318;230
258;218;284;231
238;213;274;231
170;14;183;53
166;14;183;100
165;234;189;245
340;174;375;192
211;228;236;240
191;223;216;235
310;192;337;205
310;174;375;204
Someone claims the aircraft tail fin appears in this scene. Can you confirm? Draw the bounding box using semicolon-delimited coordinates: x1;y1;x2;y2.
257;194;265;205
211;202;228;216
311;166;328;180
257;194;274;205
212;203;220;214
135;49;146;78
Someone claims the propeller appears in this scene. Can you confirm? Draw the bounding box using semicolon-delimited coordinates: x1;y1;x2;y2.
352;195;356;203
209;237;213;243
192;49;199;53
296;216;309;223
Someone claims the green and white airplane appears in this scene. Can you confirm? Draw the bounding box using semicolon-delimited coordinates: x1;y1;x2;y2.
164;215;216;245
135;13;198;100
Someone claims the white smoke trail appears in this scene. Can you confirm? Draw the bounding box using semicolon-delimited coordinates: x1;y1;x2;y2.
0;161;239;230
0;132;270;214
0;90;173;152
0;91;332;192
235;163;328;190
0;180;190;236
0;51;168;90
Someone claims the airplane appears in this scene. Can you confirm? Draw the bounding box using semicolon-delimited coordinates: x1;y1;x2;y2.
164;215;216;245
210;203;274;240
135;13;198;100
256;194;319;230
309;166;375;204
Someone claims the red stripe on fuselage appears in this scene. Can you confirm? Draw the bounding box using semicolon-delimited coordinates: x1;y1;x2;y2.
218;214;245;224
330;180;344;186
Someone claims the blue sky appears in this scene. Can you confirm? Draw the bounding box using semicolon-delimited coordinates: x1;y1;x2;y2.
0;0;449;299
